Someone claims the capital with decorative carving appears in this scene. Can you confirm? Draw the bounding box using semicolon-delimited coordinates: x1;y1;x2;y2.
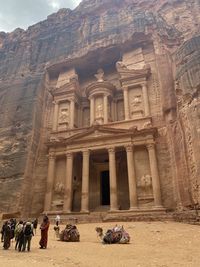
82;149;90;156
125;145;133;153
146;143;155;150
108;147;115;154
66;152;73;159
48;152;56;160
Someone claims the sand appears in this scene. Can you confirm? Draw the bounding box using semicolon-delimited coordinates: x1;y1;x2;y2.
0;221;200;267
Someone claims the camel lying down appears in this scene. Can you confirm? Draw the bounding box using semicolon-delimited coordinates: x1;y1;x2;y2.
96;225;130;244
59;224;80;242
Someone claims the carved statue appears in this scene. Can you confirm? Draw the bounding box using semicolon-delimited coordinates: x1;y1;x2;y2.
138;174;152;187
94;68;105;82
131;95;142;107
96;103;103;118
59;108;69;124
54;182;65;195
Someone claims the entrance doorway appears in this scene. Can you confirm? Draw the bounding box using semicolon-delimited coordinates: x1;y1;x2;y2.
100;170;110;205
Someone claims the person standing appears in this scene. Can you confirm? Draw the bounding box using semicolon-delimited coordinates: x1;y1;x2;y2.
15;220;24;250
32;218;38;235
3;221;11;250
39;215;50;249
55;214;61;226
23;221;34;252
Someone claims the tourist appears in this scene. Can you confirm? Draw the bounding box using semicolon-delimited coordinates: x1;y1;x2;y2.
15;220;24;250
39;215;50;249
32;218;38;235
1;221;6;242
3;221;11;249
22;221;34;252
55;214;61;226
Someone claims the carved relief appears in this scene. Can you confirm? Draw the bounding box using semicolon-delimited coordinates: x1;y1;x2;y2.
129;88;144;119
58;102;70;130
54;181;65;195
137;174;152;188
95;97;104;124
94;69;105;82
137;174;153;200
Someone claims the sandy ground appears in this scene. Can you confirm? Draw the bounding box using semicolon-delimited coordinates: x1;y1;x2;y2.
0;221;200;267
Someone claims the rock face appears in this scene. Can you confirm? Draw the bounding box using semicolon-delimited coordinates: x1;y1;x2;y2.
0;0;199;217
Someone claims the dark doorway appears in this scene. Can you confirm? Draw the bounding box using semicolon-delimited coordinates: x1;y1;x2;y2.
101;171;110;205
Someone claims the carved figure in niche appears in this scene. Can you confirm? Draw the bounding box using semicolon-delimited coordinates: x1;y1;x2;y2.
59;108;69;125
131;95;142;107
137;174;152;188
54;182;65;195
96;103;103;118
130;95;143;118
94;69;105;82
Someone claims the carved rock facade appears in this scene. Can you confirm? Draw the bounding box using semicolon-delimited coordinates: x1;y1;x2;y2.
0;0;199;217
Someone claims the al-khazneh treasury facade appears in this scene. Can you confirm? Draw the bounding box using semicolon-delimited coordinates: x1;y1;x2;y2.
44;47;165;215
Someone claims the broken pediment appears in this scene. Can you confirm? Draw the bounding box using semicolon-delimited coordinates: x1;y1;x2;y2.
116;61;151;80
51;75;80;97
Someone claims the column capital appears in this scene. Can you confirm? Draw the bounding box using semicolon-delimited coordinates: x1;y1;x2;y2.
69;97;75;103
146;143;155;150
141;82;147;88
52;100;59;105
88;95;95;101
48;152;56;160
65;152;73;159
108;147;115;153
82;149;90;156
123;86;129;92
125;144;133;152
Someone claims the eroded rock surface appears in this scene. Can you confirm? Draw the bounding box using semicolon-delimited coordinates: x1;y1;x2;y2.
0;0;199;217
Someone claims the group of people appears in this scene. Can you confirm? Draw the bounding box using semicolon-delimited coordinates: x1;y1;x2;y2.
0;215;50;251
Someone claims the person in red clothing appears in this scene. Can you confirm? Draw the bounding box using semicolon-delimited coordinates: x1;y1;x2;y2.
39;215;50;249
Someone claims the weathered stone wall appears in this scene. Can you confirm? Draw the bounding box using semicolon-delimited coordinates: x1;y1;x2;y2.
0;0;200;216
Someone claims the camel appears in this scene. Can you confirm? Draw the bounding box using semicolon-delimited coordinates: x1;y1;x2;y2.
95;225;130;244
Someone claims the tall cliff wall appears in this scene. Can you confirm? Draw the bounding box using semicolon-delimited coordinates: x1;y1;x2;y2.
0;0;200;216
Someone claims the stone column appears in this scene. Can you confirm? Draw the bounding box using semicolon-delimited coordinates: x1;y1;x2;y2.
123;87;130;120
125;145;138;209
108;147;118;211
103;95;108;124
147;143;162;208
70;99;75;128
52;101;59;131
44;153;56;211
142;83;150;116
81;150;90;212
63;152;74;213
90;96;95;125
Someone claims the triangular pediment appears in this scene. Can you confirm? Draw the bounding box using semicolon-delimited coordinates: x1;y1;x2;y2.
66;125;135;142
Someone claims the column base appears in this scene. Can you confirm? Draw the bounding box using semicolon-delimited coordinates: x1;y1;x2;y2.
129;206;139;211
80;210;90;214
109;208;119;213
63;210;71;214
153;205;165;210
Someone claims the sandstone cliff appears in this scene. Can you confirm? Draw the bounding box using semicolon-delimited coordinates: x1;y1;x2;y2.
0;0;199;216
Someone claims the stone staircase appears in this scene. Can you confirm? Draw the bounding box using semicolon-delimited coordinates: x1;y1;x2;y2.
43;208;172;224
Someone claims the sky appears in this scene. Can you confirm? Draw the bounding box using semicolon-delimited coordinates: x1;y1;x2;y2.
0;0;82;32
